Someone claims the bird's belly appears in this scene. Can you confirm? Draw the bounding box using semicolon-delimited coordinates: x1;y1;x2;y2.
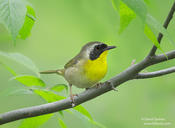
64;59;107;88
64;67;94;88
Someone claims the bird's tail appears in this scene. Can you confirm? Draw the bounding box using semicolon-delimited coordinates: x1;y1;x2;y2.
40;69;64;76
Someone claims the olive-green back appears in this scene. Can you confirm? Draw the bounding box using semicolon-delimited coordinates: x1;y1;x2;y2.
64;53;82;69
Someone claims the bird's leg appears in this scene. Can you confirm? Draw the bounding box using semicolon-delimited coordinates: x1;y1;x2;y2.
69;84;78;107
106;81;118;91
69;84;75;107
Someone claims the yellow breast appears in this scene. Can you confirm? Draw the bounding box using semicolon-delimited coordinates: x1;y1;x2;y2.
84;51;108;84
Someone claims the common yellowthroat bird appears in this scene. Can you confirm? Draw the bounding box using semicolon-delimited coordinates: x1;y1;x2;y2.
40;41;116;104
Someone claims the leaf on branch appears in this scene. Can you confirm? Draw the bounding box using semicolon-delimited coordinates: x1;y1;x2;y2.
121;0;147;21
90;120;107;128
71;110;106;128
73;105;93;120
58;118;67;128
19;114;53;128
11;75;45;87
111;0;146;33
111;0;119;11
0;0;27;42
111;0;174;50
146;14;175;47
144;24;163;51
0;62;37;96
0;51;40;76
118;1;136;34
6;88;33;96
0;0;36;42
18;5;36;40
0;86;32;97
144;0;150;5
73;105;106;127
34;89;65;103
51;84;68;93
0;62;17;76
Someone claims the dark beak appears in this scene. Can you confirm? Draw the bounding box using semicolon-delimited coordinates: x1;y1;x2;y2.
105;46;116;50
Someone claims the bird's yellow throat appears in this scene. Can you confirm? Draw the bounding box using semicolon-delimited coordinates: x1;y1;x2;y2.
84;51;108;83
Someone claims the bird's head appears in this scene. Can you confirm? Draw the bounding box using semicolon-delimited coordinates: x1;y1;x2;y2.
80;41;116;60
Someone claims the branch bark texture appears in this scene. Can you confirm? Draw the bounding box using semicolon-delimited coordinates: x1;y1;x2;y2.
1;1;175;125
135;66;175;79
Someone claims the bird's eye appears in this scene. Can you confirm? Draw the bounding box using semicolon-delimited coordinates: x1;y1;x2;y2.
96;45;100;50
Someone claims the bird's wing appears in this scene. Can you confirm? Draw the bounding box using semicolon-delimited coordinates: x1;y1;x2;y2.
64;54;82;69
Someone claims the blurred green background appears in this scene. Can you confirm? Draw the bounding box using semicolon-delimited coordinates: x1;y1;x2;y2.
0;0;175;128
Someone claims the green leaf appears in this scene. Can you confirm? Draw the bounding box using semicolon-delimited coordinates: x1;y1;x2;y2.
118;1;136;34
111;0;120;11
0;62;17;76
18;5;36;39
6;88;33;96
144;0;150;4
59;110;64;116
71;110;92;128
58;118;67;128
19;114;53;128
51;84;68;93
34;89;65;103
0;0;27;41
144;24;168;58
72;105;106;127
146;14;174;46
112;0;174;47
11;75;45;87
122;0;147;21
144;24;162;50
0;86;32;97
71;110;106;128
90;120;106;128
73;105;92;120
112;0;146;33
0;52;39;76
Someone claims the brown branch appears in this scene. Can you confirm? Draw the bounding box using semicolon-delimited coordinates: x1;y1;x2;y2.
135;66;175;79
0;50;175;125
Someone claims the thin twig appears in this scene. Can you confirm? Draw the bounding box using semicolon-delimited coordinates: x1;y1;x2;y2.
135;67;175;79
148;1;175;56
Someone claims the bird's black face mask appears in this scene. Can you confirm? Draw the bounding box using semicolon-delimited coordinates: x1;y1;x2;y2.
90;43;107;60
89;43;116;60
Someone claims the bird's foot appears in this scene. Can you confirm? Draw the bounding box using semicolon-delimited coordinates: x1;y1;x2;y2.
70;94;78;107
96;82;103;88
106;81;118;91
